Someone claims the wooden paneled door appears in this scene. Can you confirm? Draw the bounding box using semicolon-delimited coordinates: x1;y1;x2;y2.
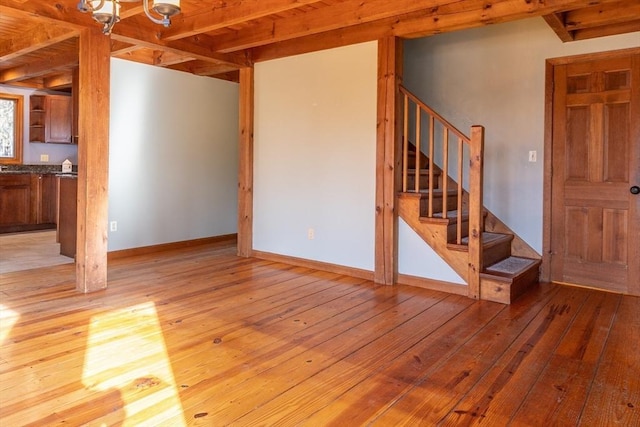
550;51;639;296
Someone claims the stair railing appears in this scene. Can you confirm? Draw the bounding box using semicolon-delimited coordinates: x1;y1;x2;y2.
399;85;485;298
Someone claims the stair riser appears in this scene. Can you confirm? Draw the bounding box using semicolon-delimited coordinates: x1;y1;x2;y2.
483;240;512;267
480;263;540;304
419;196;459;215
447;220;469;241
406;175;431;190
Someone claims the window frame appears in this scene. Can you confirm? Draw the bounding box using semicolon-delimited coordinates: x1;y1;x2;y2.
0;93;24;165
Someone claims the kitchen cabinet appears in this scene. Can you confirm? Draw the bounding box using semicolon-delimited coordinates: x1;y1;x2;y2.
29;95;46;143
58;176;77;258
0;173;58;233
0;174;32;227
37;174;57;224
29;94;73;144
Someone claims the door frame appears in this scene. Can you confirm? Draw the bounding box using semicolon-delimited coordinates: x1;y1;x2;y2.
541;46;640;284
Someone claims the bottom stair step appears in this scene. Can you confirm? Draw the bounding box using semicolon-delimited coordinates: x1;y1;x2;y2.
480;256;541;304
484;256;539;278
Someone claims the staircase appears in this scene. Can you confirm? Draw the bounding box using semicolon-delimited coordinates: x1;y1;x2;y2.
397;86;540;304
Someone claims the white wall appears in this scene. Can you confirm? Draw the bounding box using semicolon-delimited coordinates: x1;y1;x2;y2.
254;42;377;271
0;85;78;165
401;18;639;281
108;58;239;251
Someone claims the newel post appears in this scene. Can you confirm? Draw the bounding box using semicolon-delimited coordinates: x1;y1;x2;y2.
467;126;485;299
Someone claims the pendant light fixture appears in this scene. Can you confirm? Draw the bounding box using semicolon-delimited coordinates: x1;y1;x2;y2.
77;0;181;35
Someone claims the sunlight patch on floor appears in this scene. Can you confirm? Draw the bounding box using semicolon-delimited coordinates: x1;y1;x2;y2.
0;304;19;345
82;302;186;426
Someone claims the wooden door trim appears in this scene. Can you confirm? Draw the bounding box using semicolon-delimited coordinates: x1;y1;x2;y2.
541;47;640;285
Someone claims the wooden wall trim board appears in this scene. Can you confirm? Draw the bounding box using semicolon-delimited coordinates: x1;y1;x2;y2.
108;234;238;261
374;36;402;285
541;60;555;282
75;27;110;293
237;67;254;258
252;250;375;281
397;273;468;296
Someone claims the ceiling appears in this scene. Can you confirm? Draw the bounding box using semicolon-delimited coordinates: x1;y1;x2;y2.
1;0;639;91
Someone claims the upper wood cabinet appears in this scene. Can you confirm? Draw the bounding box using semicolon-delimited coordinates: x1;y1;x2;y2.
29;94;73;144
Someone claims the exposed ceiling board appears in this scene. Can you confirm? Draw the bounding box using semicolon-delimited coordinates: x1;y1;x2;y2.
0;0;638;88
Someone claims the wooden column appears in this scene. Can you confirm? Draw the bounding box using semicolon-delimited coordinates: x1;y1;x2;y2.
374;37;403;285
76;28;110;293
467;125;484;299
237;66;254;257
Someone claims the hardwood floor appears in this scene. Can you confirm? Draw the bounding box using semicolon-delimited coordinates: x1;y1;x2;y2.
0;230;73;274
0;241;638;426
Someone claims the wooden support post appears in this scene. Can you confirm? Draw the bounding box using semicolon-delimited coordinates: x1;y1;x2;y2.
375;36;403;285
467;125;485;299
76;28;110;293
237;66;254;257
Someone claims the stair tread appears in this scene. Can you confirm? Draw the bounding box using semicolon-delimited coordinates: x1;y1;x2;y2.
461;232;513;246
416;189;458;195
484;256;540;277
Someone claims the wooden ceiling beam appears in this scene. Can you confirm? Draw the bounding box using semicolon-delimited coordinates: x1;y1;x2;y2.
0;0;249;67
543;13;575;42
564;1;640;31
152;50;194;66
110;15;251;67
43;72;73;89
0;50;78;83
0;0;93;30
251;0;625;62
395;0;630;39
0;23;77;61
110;40;140;56
167;60;238;76
210;0;462;53
572;19;640;40
212;0;623;53
2;78;45;89
159;0;326;41
112;48;155;65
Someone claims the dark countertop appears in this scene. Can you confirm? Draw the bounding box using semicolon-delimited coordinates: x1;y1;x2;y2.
0;164;77;174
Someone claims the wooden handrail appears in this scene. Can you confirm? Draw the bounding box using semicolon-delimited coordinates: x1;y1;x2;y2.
399;86;470;143
398;85;485;299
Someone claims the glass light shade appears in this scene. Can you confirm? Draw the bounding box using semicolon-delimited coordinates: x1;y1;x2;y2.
152;0;180;17
91;0;120;24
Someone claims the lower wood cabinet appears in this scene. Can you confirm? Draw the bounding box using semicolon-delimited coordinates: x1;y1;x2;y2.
0;173;58;233
0;174;32;227
58;176;77;258
38;174;57;224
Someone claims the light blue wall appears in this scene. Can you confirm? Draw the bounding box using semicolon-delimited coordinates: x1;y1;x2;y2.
401;17;639;281
0;85;78;165
253;42;378;271
108;58;239;251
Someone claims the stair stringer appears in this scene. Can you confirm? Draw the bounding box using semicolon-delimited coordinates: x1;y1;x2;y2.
397;193;470;283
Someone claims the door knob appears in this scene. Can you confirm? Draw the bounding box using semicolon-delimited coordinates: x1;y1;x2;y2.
631;186;640;195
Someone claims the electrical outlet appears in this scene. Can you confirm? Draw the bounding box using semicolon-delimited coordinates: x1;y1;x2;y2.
40;154;49;162
528;150;537;162
307;228;314;240
110;221;117;232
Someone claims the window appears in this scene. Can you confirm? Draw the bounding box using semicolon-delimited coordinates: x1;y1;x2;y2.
0;93;24;164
